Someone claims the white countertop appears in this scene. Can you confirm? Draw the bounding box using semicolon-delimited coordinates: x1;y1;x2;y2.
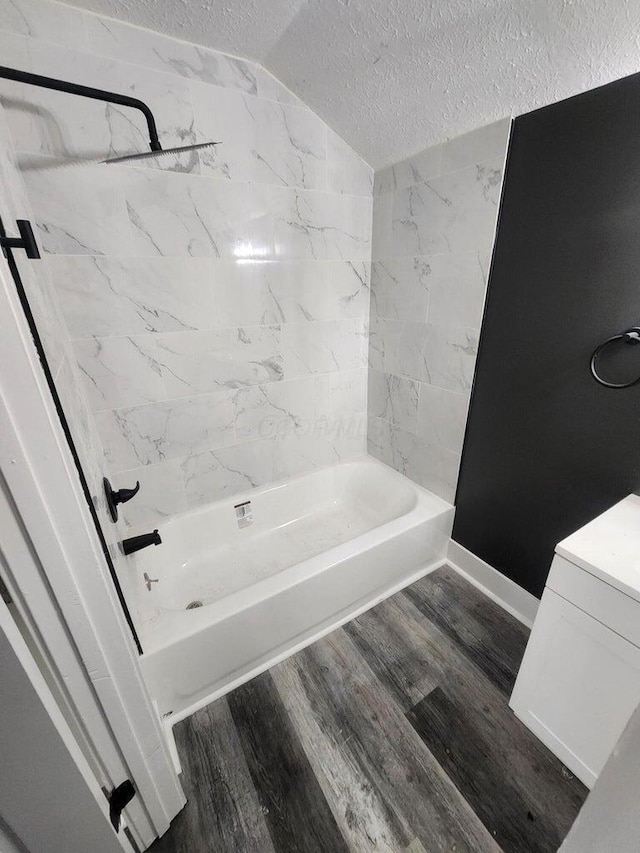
557;494;640;604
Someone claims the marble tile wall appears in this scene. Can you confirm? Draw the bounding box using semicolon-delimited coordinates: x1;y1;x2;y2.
0;0;372;529
368;119;511;502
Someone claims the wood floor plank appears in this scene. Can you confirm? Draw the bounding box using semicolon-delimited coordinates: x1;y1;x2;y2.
343;596;441;710
271;636;412;853
227;671;351;853
405;565;530;695
407;686;563;852
150;698;275;853
273;628;502;853
379;591;587;835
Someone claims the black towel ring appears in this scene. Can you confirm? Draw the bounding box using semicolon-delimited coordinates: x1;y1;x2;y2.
590;327;640;388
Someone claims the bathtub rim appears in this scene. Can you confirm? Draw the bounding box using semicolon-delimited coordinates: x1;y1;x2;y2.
132;453;424;538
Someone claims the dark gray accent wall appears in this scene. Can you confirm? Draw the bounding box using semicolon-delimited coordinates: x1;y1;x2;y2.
453;72;640;598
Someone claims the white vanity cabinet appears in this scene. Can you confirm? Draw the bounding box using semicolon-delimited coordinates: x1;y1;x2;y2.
510;495;640;789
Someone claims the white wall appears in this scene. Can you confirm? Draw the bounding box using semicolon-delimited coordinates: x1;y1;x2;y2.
0;0;372;535
0;604;123;853
367;119;510;502
560;701;640;852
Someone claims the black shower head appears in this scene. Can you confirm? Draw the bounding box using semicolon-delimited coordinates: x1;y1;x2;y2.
0;65;221;169
101;140;219;165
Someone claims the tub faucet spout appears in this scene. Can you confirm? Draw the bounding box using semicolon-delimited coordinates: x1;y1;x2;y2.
121;529;161;555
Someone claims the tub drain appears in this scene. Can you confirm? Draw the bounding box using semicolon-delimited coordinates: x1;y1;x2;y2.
186;600;203;610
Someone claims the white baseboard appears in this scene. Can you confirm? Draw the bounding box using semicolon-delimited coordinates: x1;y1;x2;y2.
447;540;539;628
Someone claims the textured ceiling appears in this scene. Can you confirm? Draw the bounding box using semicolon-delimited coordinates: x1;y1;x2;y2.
65;0;640;169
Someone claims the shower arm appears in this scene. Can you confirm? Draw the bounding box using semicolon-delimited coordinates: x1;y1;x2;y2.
0;65;162;152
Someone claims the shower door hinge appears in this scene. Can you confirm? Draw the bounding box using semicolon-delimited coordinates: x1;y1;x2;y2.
106;779;136;832
0;219;41;259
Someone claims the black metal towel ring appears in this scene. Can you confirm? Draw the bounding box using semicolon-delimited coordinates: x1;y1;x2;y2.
590;326;640;388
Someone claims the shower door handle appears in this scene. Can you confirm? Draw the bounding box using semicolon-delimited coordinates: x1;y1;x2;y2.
0;219;41;259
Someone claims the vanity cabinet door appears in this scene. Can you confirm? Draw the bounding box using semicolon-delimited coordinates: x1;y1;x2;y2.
510;587;640;788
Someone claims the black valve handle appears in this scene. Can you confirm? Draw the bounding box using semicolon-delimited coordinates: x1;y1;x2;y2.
104;477;141;522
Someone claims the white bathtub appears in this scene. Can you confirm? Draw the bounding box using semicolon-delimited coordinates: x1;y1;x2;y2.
133;456;453;721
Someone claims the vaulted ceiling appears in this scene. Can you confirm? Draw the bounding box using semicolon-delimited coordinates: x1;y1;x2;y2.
65;0;640;169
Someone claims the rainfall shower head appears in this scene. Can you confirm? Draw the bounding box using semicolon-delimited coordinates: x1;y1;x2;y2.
0;65;220;167
101;140;219;165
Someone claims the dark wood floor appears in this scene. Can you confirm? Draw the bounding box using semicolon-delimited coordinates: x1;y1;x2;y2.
151;566;587;853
